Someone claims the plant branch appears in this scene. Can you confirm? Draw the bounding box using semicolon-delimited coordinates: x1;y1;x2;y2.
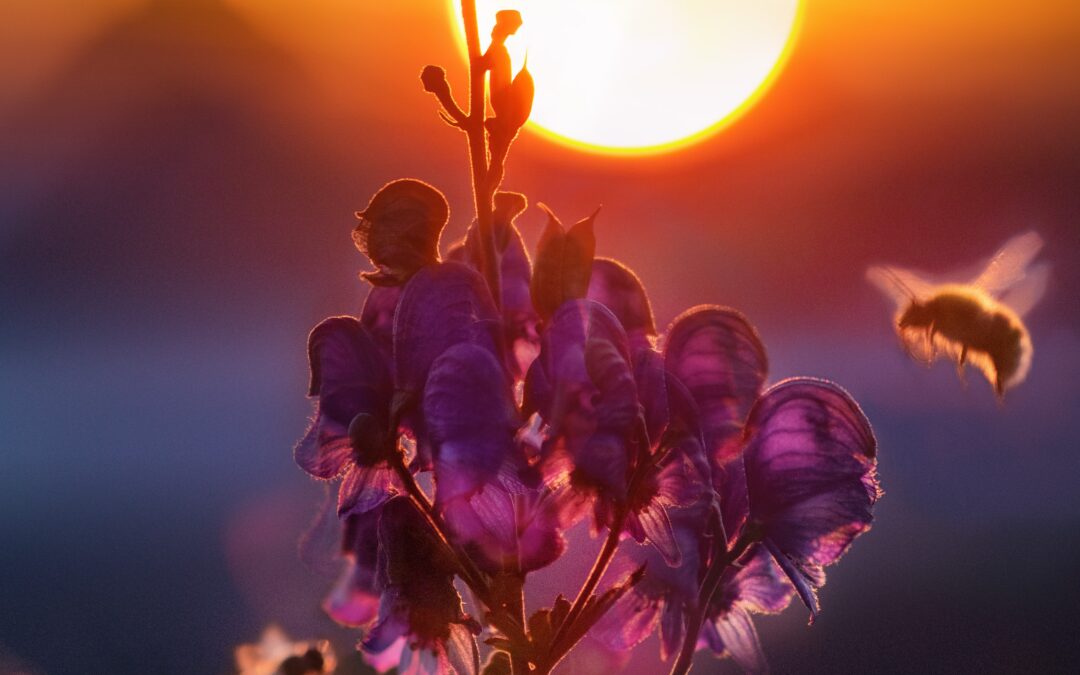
668;529;760;675
389;454;530;652
538;505;628;673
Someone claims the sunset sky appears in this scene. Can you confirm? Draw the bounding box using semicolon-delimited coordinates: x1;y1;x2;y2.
1;1;1078;673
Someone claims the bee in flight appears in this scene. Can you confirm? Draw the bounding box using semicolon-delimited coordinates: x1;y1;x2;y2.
867;231;1050;398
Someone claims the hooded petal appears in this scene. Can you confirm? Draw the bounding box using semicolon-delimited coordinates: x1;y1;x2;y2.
424;343;522;503
393;262;504;406
587;257;657;351
296;317;391;478
742;378;880;617
524;300;637;499
663;306;768;463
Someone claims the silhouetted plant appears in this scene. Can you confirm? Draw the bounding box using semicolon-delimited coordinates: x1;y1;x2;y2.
294;3;881;674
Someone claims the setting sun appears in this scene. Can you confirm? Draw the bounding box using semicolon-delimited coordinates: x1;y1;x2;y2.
454;0;803;155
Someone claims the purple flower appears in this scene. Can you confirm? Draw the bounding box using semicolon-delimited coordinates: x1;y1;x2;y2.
524;299;637;504
663;306;768;543
742;378;881;619
393;261;505;406
594;436;715;658
424;341;561;572
294;317;403;517
362;498;480;675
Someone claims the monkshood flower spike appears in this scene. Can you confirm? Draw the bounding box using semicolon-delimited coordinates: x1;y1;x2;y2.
292;3;882;673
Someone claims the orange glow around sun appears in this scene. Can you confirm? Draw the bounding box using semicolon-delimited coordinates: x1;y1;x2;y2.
454;0;804;155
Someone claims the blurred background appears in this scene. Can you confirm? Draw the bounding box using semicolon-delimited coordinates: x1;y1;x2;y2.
1;1;1078;673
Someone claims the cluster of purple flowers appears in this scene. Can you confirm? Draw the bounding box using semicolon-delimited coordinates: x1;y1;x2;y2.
294;177;881;674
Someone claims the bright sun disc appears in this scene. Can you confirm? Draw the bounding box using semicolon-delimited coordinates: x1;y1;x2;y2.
453;0;803;155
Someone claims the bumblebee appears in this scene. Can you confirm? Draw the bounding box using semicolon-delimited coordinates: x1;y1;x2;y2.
869;231;1049;398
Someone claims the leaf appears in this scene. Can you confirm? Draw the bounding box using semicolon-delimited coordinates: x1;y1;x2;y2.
558;565;646;654
480;651;512;675
530;204;597;321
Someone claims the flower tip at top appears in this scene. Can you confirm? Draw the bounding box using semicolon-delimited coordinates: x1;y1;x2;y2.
354;178;449;286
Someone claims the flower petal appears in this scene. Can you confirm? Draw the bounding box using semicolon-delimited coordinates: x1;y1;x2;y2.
711;605;767;673
424;343;522;503
337;465;399;517
444;623;480;675
591;591;661;652
393;262;504;404
587;257;656;350
743;378;880;616
360;285;402;361
663;306;768;462
298;317;391;477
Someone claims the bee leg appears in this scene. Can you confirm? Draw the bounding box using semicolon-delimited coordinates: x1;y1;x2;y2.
956;345;968;383
925;323;936;360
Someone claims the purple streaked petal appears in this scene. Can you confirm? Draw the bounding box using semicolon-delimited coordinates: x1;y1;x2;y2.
744;378;879;565
294;420;353;479
591;591;661;651
299;317;391;476
632;503;681;567
731;544;796;616
632;347;669;446
444;623;480;675
659;601;684;662
587;257;657;350
337;465;399;517
664;306;768;463
743;378;879;617
711;605;767;673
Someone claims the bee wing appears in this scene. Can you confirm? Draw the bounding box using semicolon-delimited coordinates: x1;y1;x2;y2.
866;265;937;307
970;231;1044;296
999;261;1050;317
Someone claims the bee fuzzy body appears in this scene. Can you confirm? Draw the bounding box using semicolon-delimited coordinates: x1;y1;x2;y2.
895;286;1031;397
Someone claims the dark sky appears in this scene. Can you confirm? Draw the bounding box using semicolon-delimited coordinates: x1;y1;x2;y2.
1;1;1078;673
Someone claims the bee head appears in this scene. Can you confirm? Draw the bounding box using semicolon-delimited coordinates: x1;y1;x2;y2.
898;301;930;329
